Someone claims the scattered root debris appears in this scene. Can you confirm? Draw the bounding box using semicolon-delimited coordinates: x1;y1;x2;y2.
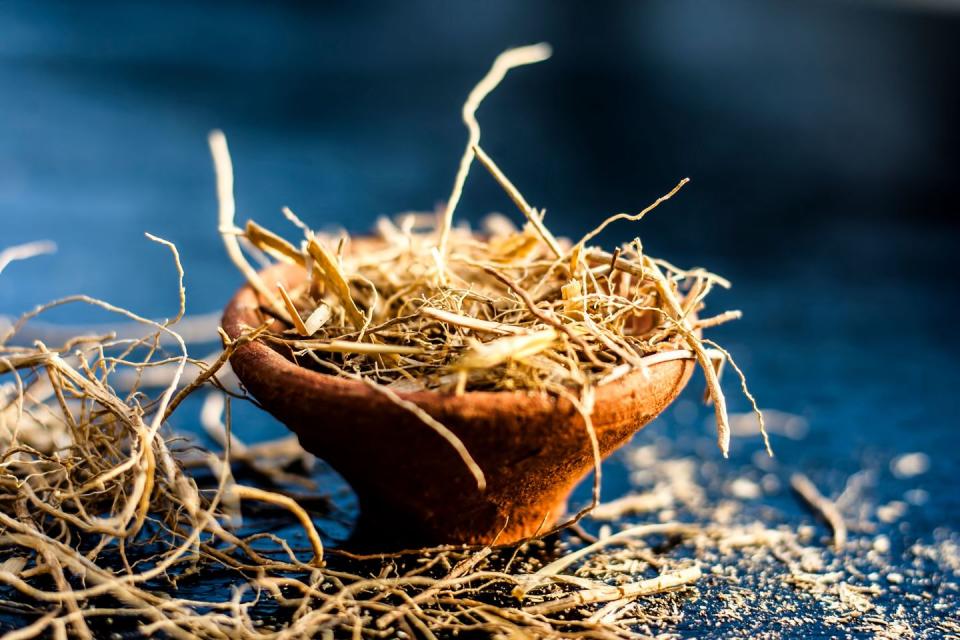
0;239;956;638
791;472;848;551
2;234;711;639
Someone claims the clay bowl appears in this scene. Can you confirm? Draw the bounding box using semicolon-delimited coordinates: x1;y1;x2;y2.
222;262;696;548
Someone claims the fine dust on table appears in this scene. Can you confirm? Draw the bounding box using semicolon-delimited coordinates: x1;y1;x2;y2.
224;401;959;638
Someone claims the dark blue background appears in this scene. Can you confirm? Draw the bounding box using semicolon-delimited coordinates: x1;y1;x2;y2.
1;1;958;632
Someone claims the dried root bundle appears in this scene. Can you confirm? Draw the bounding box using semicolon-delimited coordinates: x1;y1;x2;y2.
217;44;767;459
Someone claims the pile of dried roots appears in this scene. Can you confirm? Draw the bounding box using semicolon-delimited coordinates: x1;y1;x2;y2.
0;45;774;638
216;44;766;463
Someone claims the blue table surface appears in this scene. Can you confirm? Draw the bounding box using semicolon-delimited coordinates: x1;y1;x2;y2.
1;2;958;636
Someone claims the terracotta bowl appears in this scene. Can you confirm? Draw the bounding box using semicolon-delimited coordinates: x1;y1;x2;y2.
222;263;695;548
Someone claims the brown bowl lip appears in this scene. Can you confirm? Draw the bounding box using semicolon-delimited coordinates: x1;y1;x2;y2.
221;263;698;412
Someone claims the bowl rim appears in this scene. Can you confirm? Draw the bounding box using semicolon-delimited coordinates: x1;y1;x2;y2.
221;263;699;412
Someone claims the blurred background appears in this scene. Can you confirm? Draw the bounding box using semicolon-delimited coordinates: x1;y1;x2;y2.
1;0;958;544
